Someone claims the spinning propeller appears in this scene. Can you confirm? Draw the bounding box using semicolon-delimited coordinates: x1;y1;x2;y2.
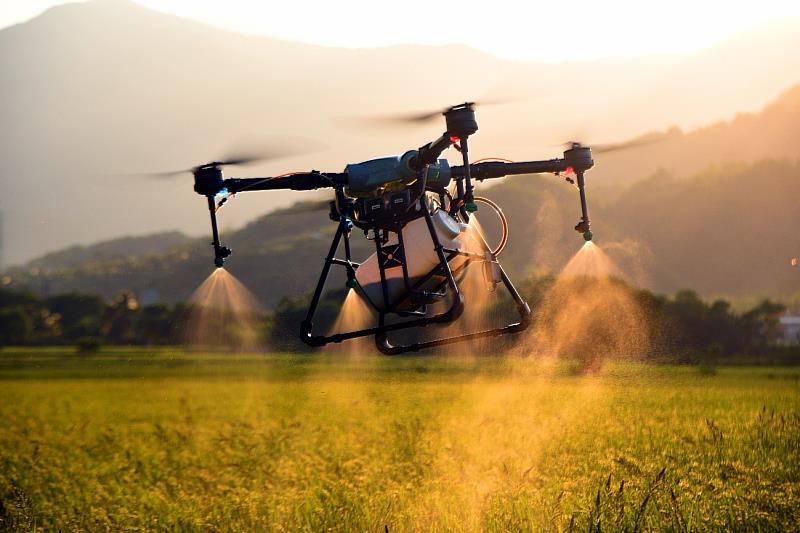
139;138;321;179
346;99;512;128
559;131;670;155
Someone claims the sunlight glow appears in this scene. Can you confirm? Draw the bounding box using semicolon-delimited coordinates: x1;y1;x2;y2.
3;0;800;61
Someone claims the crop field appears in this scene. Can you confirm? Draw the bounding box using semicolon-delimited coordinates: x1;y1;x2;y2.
1;348;799;531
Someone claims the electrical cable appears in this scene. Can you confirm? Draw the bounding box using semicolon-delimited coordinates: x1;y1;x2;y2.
472;196;509;256
471;157;515;164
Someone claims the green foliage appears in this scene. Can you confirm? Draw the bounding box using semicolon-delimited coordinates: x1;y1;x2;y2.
0;287;251;348
0;308;34;346
135;304;179;345
1;277;795;362
46;292;106;340
653;292;787;358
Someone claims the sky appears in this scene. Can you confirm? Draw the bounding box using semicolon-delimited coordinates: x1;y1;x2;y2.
2;0;800;62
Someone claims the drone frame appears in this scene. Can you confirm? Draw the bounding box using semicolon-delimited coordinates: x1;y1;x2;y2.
191;102;594;355
298;183;531;355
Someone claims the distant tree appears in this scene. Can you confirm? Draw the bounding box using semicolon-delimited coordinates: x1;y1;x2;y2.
665;290;708;350
740;299;786;350
46;292;106;340
632;288;669;353
102;291;140;344
135;304;177;345
0;308;34;345
706;300;737;354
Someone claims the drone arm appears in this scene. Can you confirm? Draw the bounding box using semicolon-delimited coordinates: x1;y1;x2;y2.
452;147;595;241
224;172;344;193
458;159;568;181
453;144;594;181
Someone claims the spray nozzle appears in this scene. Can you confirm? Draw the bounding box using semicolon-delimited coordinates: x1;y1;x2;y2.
345;264;359;289
574;219;592;241
214;246;232;268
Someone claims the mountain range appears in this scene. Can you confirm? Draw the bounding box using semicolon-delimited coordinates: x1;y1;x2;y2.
1;0;799;266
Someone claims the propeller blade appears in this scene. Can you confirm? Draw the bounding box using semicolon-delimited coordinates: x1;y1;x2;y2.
558;132;670;155
341;100;514;129
126;136;324;179
145;169;192;178
592;136;666;154
348;109;444;127
215;149;305;167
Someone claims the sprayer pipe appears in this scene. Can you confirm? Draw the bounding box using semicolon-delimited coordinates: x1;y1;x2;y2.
577;171;590;222
453;159;567;180
207;195;222;251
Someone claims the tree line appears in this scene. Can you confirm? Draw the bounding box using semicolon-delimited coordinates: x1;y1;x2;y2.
0;275;794;362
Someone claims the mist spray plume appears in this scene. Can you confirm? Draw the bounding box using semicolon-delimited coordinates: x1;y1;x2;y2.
444;216;506;354
183;268;266;351
519;241;650;372
326;288;375;355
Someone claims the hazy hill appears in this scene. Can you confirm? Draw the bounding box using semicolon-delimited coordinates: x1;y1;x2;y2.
27;231;191;269
605;160;798;296
5;201;365;308
1;0;799;266
590;85;800;185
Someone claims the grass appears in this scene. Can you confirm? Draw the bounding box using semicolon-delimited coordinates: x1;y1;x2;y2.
0;347;798;531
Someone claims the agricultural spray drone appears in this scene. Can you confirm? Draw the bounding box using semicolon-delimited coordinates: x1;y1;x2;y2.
186;103;595;354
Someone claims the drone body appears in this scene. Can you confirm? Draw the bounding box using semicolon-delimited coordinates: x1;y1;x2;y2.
189;103;595;354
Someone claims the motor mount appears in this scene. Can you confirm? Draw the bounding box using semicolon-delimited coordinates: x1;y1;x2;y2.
193;164;225;196
444;103;478;138
563;143;594;173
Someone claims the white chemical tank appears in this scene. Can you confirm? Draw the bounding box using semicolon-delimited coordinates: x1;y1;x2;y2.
354;207;488;311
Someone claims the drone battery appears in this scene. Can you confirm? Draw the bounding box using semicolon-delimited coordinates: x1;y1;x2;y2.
388;191;411;214
363;197;385;215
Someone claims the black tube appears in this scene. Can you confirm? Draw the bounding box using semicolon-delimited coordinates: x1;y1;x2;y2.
207;195;221;248
224;172;344;193
577;171;589;224
412;133;452;170
452;159;568;180
460;136;476;212
206;195;230;267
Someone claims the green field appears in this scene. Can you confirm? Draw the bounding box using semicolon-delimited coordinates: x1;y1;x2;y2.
1;348;799;531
